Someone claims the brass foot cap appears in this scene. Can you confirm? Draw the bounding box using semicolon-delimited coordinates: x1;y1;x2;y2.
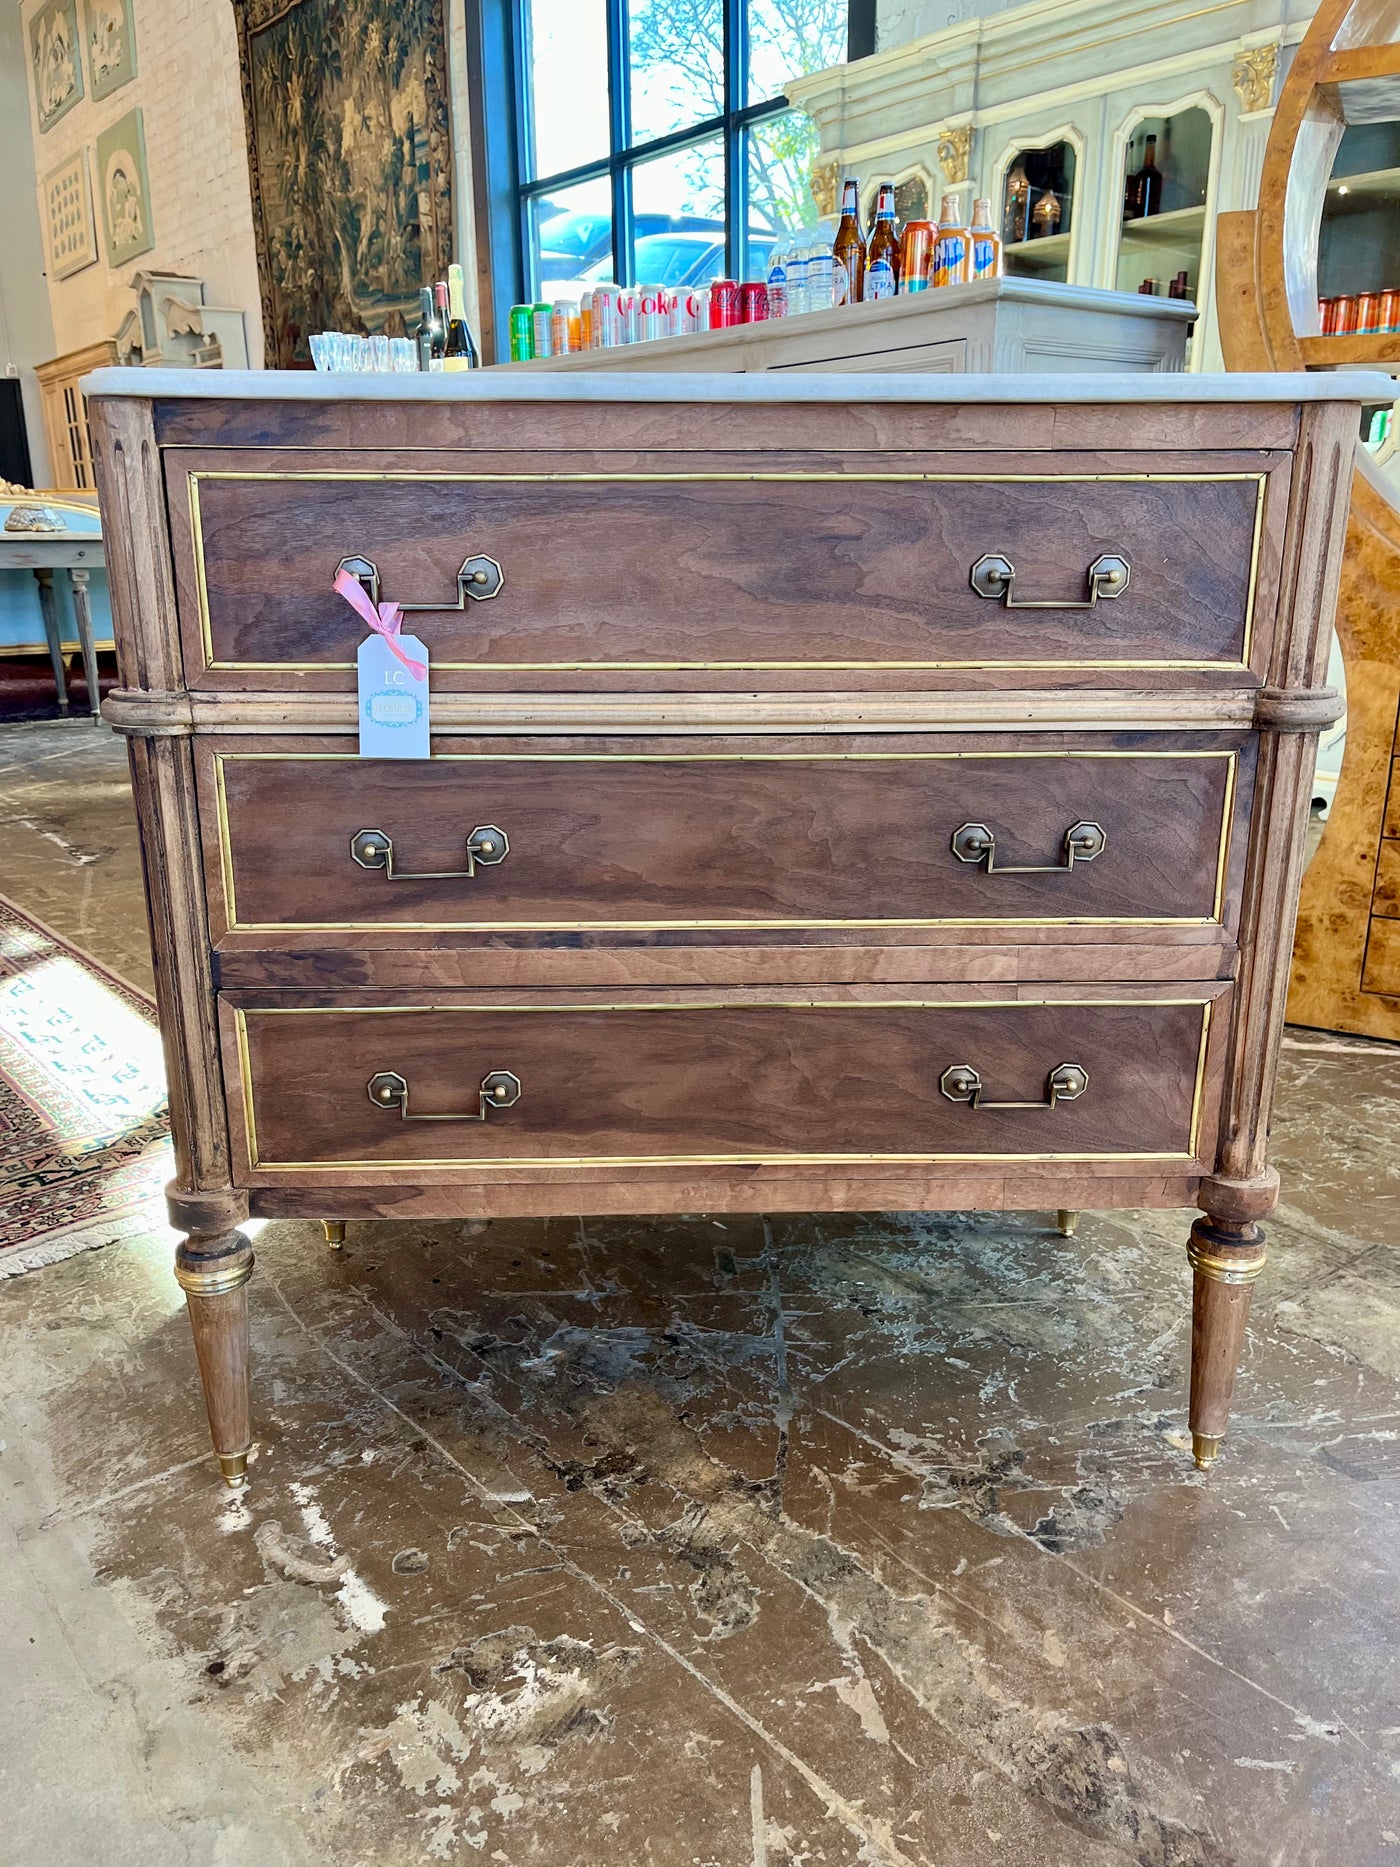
323;1221;346;1249
1192;1433;1223;1471
1056;1210;1080;1238
218;1451;250;1488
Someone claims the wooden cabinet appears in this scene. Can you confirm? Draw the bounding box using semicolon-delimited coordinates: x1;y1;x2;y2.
34;342;118;490
88;368;1377;1489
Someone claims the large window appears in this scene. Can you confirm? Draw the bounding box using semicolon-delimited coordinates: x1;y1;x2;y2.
515;0;858;302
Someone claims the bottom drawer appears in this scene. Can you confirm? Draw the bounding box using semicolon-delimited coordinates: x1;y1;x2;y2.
225;992;1223;1176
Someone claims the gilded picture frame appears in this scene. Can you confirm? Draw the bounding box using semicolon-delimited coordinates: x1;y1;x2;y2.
231;0;454;369
30;0;84;133
43;148;99;280
83;0;138;101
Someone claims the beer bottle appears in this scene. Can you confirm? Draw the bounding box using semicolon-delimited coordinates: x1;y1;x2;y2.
864;184;899;300
932;192;971;288
969;198;1004;281
833;178;866;306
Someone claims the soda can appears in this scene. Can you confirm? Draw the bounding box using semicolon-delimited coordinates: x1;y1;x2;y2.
638;290;666;342
531;304;553;358
1382;289;1400;333
550;301;577;354
1335;295;1360;335
738;281;769;323
709;278;739;327
509;304;534;361
1357;291;1383;334
671;288;703;334
615;290;638;345
898;221;934;293
1318;297;1336;335
932;229;969;290
592;283;621;346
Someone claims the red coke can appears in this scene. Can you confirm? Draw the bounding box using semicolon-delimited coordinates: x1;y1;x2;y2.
738;281;769;323
709;277;739;327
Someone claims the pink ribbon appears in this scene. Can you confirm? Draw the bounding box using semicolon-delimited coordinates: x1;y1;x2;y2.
334;567;427;680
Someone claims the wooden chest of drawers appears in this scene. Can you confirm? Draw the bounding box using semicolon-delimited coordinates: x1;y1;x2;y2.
87;368;1381;1488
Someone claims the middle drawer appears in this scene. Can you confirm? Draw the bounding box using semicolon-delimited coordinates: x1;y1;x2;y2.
202;735;1249;938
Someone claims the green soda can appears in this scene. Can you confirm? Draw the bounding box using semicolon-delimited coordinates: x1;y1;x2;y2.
509;304;534;361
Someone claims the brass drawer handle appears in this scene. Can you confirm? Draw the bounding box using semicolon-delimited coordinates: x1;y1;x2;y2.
336;552;503;609
351;826;508;880
951;819;1106;873
969;553;1129;608
940;1062;1088;1110
368;1069;521;1121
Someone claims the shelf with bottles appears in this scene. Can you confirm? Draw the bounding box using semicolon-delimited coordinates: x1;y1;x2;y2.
1318;123;1400;312
1114;107;1212;309
1000;142;1075;285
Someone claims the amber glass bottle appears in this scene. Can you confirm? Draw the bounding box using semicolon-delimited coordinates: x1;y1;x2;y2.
865;183;899;296
832;177;866;305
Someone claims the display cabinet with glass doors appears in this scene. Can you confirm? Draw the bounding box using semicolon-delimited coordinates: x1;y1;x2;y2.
1113;105;1216;305
1000;140;1077;282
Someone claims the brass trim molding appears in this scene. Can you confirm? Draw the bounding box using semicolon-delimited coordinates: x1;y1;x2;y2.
210;747;1240;935
1187;1242;1267;1285
230;997;1215;1175
174;1252;255;1297
186;469;1267;676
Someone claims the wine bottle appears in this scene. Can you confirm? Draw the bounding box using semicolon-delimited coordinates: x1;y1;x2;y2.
1130;135;1163;219
443;263;479;371
1123;139;1141;220
431;281;450;369
413;285;440;372
833;178;866;306
864;183;899;300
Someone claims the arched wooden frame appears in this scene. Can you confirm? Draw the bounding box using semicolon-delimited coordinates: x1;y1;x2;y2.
987;122;1088;278
1217;0;1400;1039
859;162;938;227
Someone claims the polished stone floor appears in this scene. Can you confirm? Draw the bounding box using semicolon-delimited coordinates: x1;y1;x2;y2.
1;718;1398;1867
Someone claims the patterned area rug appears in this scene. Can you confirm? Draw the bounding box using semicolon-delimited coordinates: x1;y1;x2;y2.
0;893;172;1276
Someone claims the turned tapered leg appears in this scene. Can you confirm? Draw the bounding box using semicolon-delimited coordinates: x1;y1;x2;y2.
1187;1213;1267;1470
323;1220;346;1249
1056;1210;1079;1237
174;1228;254;1487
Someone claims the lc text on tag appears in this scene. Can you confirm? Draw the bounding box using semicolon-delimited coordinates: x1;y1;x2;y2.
357;632;431;758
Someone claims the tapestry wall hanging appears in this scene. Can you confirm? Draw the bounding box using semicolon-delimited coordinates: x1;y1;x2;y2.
232;0;454;369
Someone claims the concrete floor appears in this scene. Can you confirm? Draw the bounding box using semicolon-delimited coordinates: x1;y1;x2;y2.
1;718;1399;1867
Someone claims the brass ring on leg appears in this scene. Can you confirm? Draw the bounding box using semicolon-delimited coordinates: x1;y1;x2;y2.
174;1254;255;1297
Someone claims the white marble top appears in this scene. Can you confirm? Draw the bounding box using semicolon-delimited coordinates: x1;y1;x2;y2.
83;365;1394;405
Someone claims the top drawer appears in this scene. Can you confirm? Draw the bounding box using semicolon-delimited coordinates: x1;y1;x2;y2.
165;451;1273;689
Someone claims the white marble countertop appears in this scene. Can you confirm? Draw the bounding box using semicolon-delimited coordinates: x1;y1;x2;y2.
83;366;1395;404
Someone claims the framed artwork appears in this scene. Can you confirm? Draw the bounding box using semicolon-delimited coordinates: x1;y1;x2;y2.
42;150;99;280
232;0;453;368
30;0;84;133
95;107;155;266
83;0;137;100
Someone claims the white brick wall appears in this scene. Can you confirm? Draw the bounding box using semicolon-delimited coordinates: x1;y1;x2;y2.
22;0;265;367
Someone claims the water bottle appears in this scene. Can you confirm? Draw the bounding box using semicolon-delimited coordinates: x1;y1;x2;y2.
808;241;835;312
788;243;809;315
766;243;789;319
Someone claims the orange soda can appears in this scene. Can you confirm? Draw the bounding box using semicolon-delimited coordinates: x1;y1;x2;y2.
897;220;934;292
1357;291;1382;334
1381;288;1400;333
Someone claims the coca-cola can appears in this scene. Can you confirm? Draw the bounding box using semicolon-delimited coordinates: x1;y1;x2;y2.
669;289;702;335
898;220;934;293
637;290;666;342
709;278;739;327
738;281;769;323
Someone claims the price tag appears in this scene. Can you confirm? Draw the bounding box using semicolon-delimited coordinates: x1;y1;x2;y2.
357;632;430;759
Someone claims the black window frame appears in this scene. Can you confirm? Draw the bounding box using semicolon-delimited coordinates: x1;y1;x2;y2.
467;0;872;360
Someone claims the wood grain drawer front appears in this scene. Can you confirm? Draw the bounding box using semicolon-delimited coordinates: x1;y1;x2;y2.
229;996;1218;1173
209;746;1242;934
178;464;1265;681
